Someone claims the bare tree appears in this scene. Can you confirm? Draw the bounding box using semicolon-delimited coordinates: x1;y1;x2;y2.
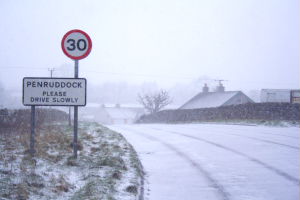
138;90;172;114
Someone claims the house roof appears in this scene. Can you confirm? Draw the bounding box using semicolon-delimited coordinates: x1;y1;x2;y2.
180;91;241;109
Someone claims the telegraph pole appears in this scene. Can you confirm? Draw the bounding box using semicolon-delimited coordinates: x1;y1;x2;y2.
48;68;55;111
48;68;55;78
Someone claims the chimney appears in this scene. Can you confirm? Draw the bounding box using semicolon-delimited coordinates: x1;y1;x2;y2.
216;83;225;92
202;83;209;93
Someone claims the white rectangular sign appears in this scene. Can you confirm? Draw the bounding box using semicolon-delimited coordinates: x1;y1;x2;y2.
23;77;86;106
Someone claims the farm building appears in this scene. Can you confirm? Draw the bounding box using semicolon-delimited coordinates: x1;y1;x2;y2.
290;90;300;103
80;103;145;124
260;89;290;103
179;83;254;109
261;89;300;103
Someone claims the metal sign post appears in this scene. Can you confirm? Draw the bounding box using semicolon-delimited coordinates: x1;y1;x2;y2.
61;29;92;159
68;107;72;126
30;105;36;156
73;60;79;158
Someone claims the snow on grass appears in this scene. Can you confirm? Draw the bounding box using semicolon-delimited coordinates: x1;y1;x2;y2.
0;122;143;200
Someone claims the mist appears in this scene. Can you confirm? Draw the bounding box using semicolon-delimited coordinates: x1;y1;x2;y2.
0;2;299;199
0;0;299;108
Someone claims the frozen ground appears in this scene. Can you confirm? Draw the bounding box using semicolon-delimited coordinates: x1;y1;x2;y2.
108;124;300;200
0;122;143;200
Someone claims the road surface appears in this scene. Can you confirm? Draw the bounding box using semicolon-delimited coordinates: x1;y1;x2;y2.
108;124;300;200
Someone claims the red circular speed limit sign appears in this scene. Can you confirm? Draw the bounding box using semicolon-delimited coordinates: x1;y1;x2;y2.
61;29;92;60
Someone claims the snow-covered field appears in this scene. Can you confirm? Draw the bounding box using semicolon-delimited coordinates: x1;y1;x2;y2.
109;124;300;200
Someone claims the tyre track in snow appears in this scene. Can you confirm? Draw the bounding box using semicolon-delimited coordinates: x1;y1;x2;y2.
150;127;300;186
118;126;231;200
183;126;299;150
211;126;299;140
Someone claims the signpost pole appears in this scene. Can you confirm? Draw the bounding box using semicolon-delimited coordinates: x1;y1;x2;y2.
73;60;79;158
61;29;92;159
30;105;36;156
68;107;72;126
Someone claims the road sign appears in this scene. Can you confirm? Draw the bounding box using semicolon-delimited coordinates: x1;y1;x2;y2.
61;29;92;60
23;77;86;106
61;29;91;159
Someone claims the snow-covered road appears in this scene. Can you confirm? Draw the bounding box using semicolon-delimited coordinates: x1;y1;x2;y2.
108;124;300;200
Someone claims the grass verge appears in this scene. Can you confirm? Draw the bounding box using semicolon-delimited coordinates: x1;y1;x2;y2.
0;122;144;200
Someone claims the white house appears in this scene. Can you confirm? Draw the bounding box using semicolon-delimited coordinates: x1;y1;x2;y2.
80;103;145;124
179;83;254;109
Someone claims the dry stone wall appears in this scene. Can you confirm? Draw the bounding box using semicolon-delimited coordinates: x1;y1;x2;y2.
137;103;300;123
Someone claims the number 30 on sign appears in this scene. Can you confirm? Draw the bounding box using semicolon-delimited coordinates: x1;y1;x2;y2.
61;30;92;60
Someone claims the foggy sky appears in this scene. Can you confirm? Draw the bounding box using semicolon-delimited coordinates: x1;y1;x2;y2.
0;0;299;92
